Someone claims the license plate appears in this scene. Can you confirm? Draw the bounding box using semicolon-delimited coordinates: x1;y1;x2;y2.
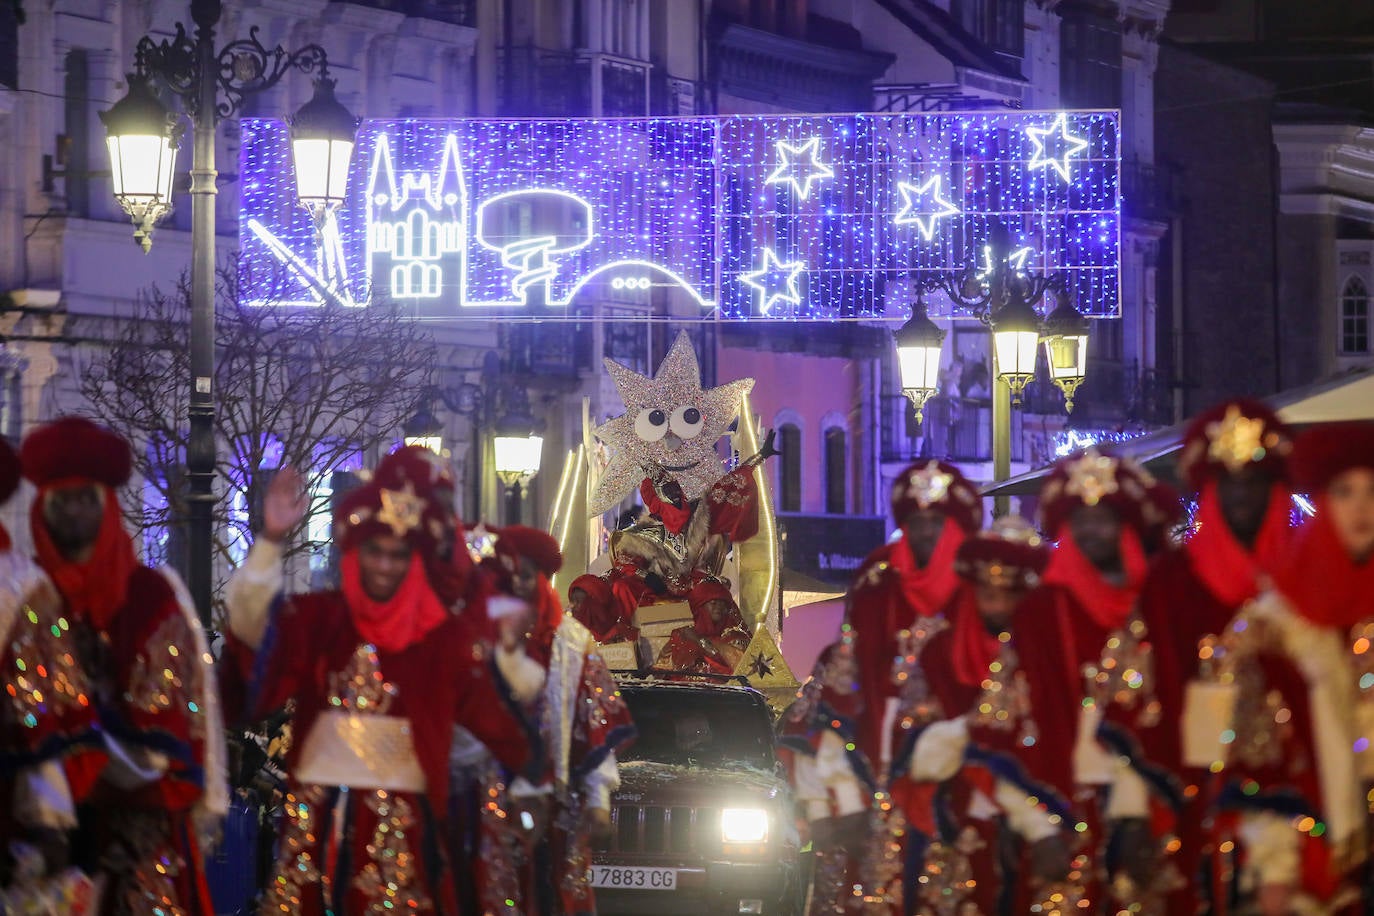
590;866;678;891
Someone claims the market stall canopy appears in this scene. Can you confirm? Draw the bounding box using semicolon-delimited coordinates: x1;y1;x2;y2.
983;366;1374;497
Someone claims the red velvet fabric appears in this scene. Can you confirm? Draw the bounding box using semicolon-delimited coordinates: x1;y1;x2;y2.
640;476;691;535
847;521;966;764
949;589;1004;689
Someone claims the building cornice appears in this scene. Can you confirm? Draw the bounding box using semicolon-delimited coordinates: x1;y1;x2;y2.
714;23;895;111
1274;122;1374;213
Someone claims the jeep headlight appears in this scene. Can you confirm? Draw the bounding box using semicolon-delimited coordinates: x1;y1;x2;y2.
721;807;769;845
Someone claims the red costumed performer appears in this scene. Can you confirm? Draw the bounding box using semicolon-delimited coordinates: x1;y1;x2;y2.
847;460;982;770
778;639;896;915
222;449;538;915
1137;399;1296;914
889;517;1082;916
1206;422;1374;915
483;525;636;916
1020;447;1184;912
0;434;98;908
18;417;226;914
655;579;752;675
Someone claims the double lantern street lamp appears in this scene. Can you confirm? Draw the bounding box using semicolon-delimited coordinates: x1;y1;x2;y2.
100;0;357;624
404;387;545;526
894;225;1091;516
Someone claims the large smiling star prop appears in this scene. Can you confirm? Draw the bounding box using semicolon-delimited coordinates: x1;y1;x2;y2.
590;331;755;516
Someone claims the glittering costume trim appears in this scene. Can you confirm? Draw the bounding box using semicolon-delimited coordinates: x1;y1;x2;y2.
5;593;91;731
352;790;433;913
263;785;327;914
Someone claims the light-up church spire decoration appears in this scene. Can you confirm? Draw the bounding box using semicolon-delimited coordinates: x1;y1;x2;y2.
893;175;961;240
1026;113;1090;182
366;131;467;299
765;137;834;200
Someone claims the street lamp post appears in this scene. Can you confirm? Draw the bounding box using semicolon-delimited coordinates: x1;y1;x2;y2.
101;0;354;625
899;224;1085;518
493;404;544;526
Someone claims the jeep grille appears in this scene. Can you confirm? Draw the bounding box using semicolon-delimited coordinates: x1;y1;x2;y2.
611;804;720;856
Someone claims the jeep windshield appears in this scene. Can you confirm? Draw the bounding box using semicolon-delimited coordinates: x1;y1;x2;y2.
618;685;775;770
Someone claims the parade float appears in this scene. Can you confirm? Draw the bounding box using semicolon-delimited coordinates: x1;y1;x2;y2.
547;331;798;707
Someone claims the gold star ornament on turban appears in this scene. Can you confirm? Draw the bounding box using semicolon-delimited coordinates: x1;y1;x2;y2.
589;331;754;515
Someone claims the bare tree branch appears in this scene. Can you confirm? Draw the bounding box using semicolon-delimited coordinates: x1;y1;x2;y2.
79;256;437;606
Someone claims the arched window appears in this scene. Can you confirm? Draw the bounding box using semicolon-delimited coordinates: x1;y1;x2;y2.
1341;276;1370;355
778;423;801;512
824;427;847;515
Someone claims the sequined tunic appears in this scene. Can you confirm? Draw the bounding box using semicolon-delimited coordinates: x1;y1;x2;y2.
3;560;219;915
222;592;533;916
889;605;1081;916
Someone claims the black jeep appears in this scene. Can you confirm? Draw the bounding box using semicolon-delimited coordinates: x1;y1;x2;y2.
593;680;802;916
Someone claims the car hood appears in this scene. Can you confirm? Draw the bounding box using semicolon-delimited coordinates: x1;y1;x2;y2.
613;759;788;807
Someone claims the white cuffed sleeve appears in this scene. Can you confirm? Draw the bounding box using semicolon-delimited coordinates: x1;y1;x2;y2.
789;752;829;821
99;733;169;790
994;779;1060;843
1237;811;1300;887
815;731;867;816
509;777;554;799
494;646;547;705
583;752;620;811
909;718;969;782
1105;758;1150;819
11;761;77;829
224;540;284;649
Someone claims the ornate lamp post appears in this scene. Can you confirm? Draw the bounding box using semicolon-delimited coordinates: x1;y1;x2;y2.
910;223;1077;517
101;0;355;624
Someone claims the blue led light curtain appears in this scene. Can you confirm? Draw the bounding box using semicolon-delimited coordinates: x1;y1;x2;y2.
239;112;1119;321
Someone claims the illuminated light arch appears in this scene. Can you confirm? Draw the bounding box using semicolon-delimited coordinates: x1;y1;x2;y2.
238;111;1122;319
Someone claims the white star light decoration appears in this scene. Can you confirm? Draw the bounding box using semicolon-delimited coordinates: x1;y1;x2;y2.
742;248;806;317
893;175;961;240
765;138;834;200
1026;113;1089;182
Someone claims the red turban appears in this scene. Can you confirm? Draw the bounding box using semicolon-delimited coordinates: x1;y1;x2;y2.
1290;422;1374;494
492;525;563;578
21;417;132;489
1176;398;1292;493
890;460;982;533
1037;448;1159;539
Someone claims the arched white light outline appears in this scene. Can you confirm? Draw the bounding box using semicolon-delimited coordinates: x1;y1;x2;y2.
764;137;834;201
740;248;805;317
1025;112;1090;182
893;175;961;240
560;259;716;311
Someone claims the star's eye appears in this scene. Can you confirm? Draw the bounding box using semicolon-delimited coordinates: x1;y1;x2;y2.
670;405;705;439
634;408;669;442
